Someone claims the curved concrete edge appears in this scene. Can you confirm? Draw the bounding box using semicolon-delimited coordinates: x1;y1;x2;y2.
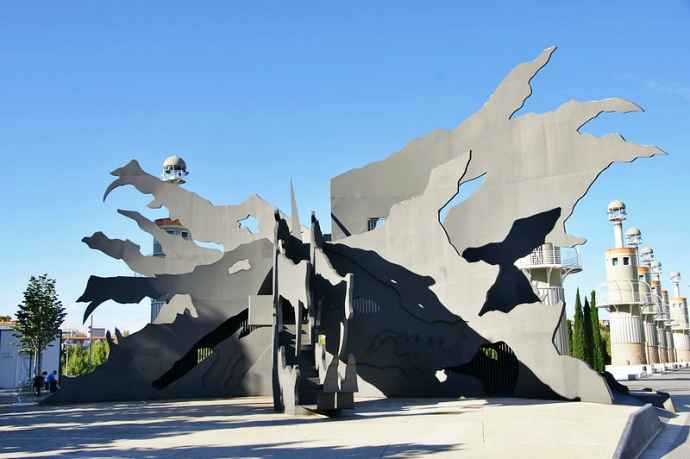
613;404;663;459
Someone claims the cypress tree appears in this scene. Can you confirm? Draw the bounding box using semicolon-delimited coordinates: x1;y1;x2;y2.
590;290;604;371
572;289;584;360
567;319;574;356
582;298;595;368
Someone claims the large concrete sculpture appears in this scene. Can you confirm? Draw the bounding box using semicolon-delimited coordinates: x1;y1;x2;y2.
49;161;282;402
329;47;661;402
49;46;661;406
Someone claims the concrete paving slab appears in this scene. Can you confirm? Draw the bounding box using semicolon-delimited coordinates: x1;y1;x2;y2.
0;396;641;458
625;367;690;458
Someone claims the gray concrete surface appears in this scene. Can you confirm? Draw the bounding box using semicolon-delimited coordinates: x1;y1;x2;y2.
625;368;690;458
1;396;640;458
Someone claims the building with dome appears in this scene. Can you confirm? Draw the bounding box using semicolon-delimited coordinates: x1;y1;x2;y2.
162;155;188;184
150;156;192;322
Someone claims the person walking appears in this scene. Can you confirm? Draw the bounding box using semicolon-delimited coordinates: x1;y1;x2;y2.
47;370;59;393
32;373;43;397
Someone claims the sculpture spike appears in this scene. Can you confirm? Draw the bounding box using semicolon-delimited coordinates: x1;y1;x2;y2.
290;179;301;236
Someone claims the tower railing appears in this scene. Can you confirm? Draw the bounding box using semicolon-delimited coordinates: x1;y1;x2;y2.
515;246;581;272
597;279;664;311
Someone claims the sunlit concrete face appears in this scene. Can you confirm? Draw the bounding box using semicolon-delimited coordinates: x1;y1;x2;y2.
51;47;662;405
331;47;662;403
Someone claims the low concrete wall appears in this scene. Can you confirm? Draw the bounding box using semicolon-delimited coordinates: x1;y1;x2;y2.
613;404;663;459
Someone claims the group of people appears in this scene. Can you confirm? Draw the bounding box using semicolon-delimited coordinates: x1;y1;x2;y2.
32;370;59;396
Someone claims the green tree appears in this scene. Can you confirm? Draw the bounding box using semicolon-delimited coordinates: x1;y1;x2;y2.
600;323;612;365
14;274;66;376
582;298;595;368
572;289;584;360
566;319;573;356
64;345;90;376
92;339;109;367
590;290;605;371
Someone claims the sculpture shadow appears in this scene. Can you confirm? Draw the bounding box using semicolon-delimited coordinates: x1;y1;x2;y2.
320;241;564;399
462;207;561;316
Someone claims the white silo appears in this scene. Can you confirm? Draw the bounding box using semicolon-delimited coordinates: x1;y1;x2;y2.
650;261;670;364
600;201;647;366
516;243;581;355
662;288;677;363
629;234;659;365
670;272;690;362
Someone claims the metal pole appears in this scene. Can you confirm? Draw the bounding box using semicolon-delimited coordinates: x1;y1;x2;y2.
89;315;94;367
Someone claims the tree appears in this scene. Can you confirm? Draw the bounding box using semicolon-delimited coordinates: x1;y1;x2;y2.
92;339;109;367
572;289;584;360
590;290;605;371
64;345;90;376
14;274;66;376
582;298;595;368
0;315;12;322
566;319;574;356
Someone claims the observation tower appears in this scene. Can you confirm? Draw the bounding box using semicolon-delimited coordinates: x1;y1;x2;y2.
150;156;192;322
670;272;690;362
516;243;581;355
637;245;659;364
599;201;647;367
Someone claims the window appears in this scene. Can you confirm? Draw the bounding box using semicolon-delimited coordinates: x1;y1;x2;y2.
367;217;385;231
623;257;630;266
181;231;189;239
612;257;619;266
166;229;175;235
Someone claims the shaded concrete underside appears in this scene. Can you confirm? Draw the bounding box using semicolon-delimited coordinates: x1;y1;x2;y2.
1;396;640;458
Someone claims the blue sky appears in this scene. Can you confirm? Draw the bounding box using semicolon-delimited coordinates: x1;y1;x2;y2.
1;1;689;333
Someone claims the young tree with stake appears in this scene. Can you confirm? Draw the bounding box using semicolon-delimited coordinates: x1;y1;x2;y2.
14;274;66;377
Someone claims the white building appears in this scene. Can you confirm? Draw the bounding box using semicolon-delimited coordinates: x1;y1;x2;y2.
0;323;61;389
516;243;582;355
150;155;192;323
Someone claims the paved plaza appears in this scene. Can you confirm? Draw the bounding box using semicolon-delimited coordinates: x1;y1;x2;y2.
6;369;690;458
1;393;644;458
626;367;690;458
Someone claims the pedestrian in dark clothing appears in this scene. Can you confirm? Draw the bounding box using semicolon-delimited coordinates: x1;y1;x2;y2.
47;371;59;393
42;371;48;391
32;374;43;396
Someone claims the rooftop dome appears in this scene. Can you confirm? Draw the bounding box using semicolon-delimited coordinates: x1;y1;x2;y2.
162;155;189;184
607;200;626;211
626;227;641;237
163;155;187;171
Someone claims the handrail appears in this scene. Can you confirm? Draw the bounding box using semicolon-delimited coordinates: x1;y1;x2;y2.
516;245;581;270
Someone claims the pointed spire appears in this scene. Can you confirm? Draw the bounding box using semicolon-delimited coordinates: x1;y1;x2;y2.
290;179;301;236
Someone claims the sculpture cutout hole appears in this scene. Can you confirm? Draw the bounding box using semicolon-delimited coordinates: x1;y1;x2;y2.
238;215;259;234
438;173;486;224
449;341;519;396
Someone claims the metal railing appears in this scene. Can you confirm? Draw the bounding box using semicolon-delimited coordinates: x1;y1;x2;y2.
516;245;581;271
597;280;663;310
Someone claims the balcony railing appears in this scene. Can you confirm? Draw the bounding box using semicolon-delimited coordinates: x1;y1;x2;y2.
515;245;581;272
597;280;664;311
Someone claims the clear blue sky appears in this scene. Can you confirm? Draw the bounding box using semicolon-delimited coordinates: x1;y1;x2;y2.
1;2;689;333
